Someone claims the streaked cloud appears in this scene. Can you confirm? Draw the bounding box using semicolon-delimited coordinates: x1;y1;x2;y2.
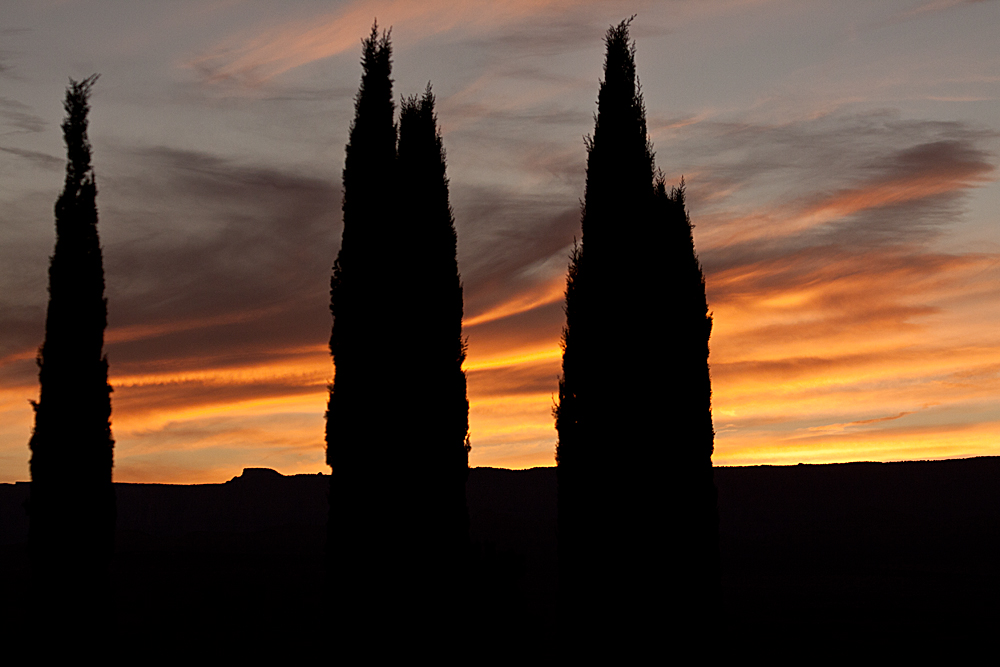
689;110;1000;465
186;0;584;86
0;97;46;134
0;145;60;168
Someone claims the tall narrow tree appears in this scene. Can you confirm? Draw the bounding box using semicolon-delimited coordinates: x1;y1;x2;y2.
656;176;718;602
395;86;470;592
555;20;717;642
28;75;115;593
327;24;397;614
328;25;471;631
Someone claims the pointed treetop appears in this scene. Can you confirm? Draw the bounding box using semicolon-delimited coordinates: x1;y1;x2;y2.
673;175;687;205
62;74;99;191
362;19;391;61
351;21;393;131
421;81;435;111
592;17;651;167
399;83;439;130
602;17;637;88
359;20;392;84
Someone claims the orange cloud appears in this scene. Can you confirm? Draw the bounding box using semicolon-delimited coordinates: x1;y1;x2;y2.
696;139;995;249
705;237;1000;467
104;304;292;346
187;0;579;85
464;275;565;327
715;417;1000;467
798;157;992;229
807;411;915;434
99;331;565;482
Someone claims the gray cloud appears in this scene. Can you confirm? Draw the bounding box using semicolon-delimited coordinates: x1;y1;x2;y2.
461;14;671;61
457;17;604;59
455;186;577;319
0;144;344;389
667;112;997;274
259;85;358;103
443;99;591;127
0;145;60;168
0;31;26;77
85;146;341;373
0;302;44;360
0;97;46;133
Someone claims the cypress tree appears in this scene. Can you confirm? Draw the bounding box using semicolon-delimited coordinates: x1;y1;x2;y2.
327;24;397;617
555;20;717;644
28;75;115;603
328;28;470;633
395;86;470;568
656;175;718;603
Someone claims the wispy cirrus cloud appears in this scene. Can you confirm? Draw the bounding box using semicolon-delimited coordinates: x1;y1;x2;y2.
186;0;586;86
670;115;996;254
897;0;995;21
0;145;60;168
673;110;1000;465
0;97;46;134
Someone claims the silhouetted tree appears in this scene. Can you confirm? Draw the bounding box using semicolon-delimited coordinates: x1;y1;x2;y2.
327;27;470;632
327;23;397;618
555;20;717;644
657;174;718;583
395;86;470;581
28;75;115;603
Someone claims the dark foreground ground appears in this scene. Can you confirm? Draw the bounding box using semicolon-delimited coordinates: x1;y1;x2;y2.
3;458;1000;649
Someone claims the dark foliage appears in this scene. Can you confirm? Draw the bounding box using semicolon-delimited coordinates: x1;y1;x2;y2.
327;26;470;632
555;20;717;642
655;176;719;598
327;22;397;620
395;87;471;578
27;75;115;604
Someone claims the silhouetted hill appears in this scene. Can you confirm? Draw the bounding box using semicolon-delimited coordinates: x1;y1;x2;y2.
4;459;1000;647
715;458;1000;645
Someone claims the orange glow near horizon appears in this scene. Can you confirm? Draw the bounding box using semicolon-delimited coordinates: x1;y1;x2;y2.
2;228;996;484
3;241;996;484
5;336;565;483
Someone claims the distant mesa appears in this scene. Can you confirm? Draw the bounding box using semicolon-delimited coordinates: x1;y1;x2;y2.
227;468;327;484
229;467;284;484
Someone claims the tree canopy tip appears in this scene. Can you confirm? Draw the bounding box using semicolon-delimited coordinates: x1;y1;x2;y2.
366;19;392;48
66;74;100;102
606;15;637;44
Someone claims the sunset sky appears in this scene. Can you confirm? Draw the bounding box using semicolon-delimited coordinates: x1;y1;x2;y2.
1;0;998;483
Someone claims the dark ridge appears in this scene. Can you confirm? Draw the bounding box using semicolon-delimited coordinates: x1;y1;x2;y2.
4;459;1000;649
